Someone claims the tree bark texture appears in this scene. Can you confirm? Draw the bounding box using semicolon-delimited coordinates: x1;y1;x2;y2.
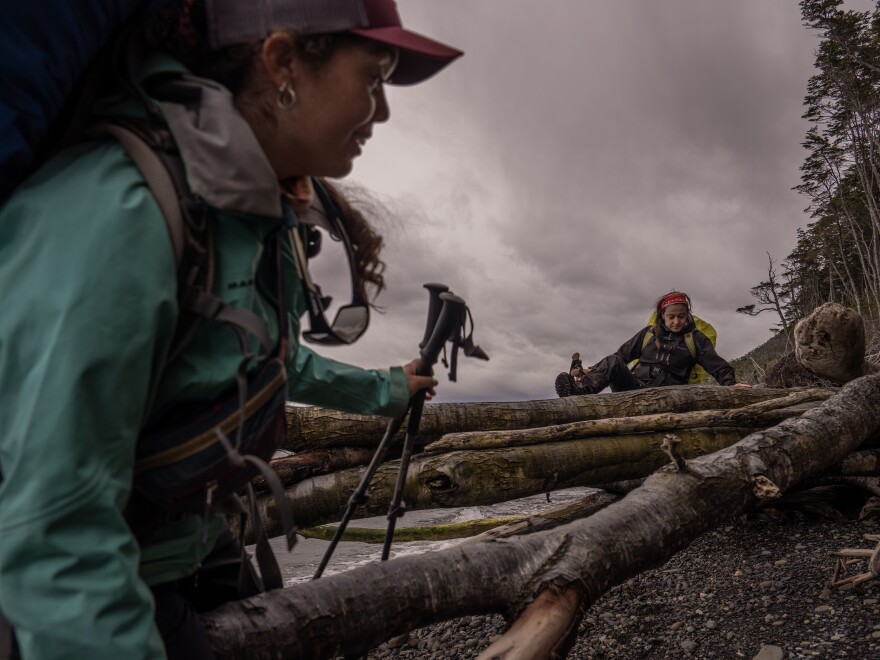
300;517;526;543
300;492;620;548
257;447;376;490
255;428;754;544
424;390;831;454
458;492;620;546
202;375;880;660
794;302;880;383
284;386;799;452
834;448;880;475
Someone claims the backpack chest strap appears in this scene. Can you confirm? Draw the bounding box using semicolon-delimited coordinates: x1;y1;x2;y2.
641;330;697;360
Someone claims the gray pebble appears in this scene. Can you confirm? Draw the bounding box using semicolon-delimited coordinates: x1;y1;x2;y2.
753;644;784;660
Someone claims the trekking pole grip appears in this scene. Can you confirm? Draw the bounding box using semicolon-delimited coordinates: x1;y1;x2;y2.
419;283;450;349
418;292;465;377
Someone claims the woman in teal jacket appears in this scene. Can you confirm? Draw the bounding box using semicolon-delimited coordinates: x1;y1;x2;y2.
0;1;462;658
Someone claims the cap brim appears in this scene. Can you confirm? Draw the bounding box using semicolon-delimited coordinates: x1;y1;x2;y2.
349;26;463;85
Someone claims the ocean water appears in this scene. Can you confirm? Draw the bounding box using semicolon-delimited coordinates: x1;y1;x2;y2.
260;486;598;585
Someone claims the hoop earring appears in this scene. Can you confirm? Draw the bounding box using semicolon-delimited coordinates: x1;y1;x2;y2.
277;81;296;110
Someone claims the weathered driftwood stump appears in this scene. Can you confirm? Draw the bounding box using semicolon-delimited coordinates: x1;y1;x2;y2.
794;302;879;384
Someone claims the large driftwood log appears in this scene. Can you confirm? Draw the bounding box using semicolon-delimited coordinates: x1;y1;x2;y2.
255;428;754;543
284;386;799;451
300;517;525;543
257;447;376;490
202;375;880;660
424;390;830;454
458;492;620;545
301;491;620;545
834;448;880;475
794;302;879;383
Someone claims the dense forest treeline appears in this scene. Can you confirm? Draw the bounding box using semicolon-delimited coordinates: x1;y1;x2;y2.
739;0;880;331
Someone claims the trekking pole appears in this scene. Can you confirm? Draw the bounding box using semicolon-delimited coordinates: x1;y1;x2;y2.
381;292;466;560
312;283;450;580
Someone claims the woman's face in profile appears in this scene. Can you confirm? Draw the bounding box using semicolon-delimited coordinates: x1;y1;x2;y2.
282;42;398;178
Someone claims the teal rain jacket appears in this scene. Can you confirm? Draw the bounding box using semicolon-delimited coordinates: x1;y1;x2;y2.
0;56;409;659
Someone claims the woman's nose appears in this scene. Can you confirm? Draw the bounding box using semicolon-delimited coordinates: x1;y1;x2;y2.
372;85;390;124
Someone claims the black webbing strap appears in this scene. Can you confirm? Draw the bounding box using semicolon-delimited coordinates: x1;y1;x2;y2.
0;609;17;660
444;304;488;382
246;482;284;591
183;287;274;356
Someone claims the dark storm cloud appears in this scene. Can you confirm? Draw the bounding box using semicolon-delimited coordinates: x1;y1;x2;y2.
312;0;851;402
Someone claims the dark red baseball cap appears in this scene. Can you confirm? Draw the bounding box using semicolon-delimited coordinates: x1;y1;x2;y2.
206;0;463;85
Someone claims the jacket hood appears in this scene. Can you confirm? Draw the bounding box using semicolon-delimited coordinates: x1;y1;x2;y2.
152;73;283;220
96;52;285;221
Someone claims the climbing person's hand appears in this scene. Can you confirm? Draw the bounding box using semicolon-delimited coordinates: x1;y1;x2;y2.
732;383;752;389
403;359;438;399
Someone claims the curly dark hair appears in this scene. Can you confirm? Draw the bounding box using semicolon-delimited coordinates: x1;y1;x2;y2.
147;1;389;303
315;178;386;304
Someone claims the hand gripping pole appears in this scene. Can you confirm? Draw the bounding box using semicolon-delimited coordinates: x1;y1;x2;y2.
381;292;466;560
313;284;456;579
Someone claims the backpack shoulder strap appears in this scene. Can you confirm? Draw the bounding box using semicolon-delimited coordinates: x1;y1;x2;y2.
93;120;278;362
90;121;186;264
683;331;697;360
643;327;697;360
641;329;653;351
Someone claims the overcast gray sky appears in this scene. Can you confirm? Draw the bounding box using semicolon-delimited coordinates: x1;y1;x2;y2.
310;0;866;403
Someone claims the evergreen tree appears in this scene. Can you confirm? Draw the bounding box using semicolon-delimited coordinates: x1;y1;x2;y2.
741;1;880;322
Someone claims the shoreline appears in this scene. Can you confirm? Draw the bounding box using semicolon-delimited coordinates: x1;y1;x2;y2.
367;513;880;659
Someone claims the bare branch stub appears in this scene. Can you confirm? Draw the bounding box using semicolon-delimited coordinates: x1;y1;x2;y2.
752;475;782;501
661;434;689;472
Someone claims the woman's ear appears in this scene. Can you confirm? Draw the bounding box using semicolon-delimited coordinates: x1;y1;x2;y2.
260;32;298;88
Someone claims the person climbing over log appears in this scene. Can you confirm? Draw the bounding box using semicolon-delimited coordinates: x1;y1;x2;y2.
555;292;751;397
0;1;461;659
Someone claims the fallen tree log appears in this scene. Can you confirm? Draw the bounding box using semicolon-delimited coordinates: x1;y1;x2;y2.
284;386;800;452
834;448;880;475
257;447;377;491
300;517;525;543
458;492;619;546
424;390;830;454
202;374;880;660
301;491;621;545
795;302;879;384
255;427;754;540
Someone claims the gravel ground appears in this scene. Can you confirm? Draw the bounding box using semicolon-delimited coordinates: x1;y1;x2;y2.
366;514;880;659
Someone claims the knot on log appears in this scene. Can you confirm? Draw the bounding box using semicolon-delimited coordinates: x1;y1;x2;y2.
752;475;782;500
426;473;455;495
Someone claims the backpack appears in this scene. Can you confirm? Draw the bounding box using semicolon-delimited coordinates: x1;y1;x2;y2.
96;116;296;591
78;29;298;591
0;1;178;206
631;312;718;385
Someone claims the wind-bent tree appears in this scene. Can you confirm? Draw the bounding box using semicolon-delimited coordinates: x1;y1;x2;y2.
742;1;880;320
737;252;792;333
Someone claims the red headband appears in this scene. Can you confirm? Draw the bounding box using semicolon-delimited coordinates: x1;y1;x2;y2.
659;293;690;311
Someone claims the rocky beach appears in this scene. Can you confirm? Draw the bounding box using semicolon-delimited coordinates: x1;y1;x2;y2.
367;513;880;660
